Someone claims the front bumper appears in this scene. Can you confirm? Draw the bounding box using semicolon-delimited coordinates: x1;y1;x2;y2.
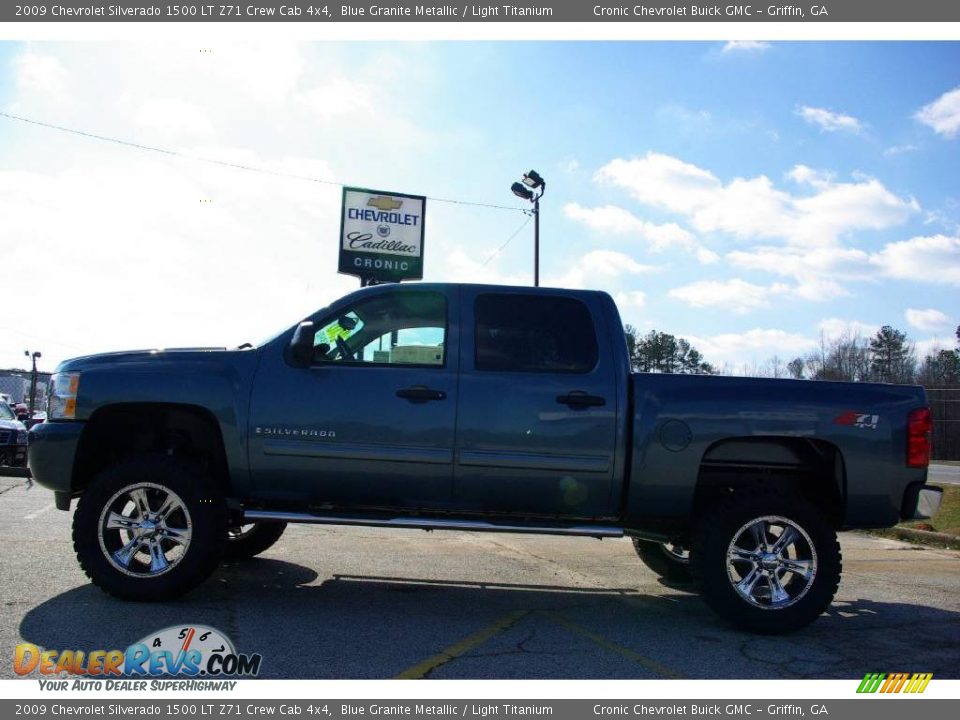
27;421;85;500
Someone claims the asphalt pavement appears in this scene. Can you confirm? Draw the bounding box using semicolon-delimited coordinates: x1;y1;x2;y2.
2;476;959;680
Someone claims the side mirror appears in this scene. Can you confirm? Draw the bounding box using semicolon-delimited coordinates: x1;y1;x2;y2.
289;321;317;368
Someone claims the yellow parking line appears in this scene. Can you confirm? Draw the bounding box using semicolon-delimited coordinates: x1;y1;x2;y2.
394;609;529;679
544;611;684;679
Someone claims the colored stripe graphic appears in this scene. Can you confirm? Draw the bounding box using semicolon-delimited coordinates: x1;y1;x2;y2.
857;672;932;693
857;673;885;693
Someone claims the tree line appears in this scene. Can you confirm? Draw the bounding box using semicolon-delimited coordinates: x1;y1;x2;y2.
625;323;960;387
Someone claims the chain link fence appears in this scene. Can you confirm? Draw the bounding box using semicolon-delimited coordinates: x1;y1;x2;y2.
927;388;959;461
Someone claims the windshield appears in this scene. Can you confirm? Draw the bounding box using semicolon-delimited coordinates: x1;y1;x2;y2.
0;403;15;421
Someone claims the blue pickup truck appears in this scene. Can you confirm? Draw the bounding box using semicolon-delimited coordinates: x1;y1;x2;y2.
29;283;940;633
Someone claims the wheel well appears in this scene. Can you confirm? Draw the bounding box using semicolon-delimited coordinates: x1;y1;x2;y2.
692;437;845;529
72;403;231;497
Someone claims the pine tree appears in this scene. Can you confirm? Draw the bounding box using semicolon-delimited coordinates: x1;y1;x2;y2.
624;327;714;375
868;326;916;384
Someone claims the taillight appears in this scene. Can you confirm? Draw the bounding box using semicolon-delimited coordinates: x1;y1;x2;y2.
907;408;932;468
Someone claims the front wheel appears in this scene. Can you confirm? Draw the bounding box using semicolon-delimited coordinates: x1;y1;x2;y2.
691;490;841;634
72;455;227;601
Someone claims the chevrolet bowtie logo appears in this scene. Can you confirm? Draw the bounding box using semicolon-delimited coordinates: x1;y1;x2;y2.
367;196;403;211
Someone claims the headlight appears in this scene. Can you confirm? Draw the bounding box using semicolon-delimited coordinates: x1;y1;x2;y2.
48;372;81;420
17;430;28;444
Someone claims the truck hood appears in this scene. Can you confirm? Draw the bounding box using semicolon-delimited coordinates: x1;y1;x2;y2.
56;347;232;373
0;418;26;432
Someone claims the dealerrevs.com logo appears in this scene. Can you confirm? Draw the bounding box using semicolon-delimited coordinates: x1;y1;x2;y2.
14;625;262;690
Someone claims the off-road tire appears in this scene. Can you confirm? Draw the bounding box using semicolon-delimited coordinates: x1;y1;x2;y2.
632;538;693;583
223;522;287;560
73;455;227;601
691;488;841;634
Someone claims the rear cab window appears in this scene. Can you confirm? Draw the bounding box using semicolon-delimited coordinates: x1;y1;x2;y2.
474;293;598;373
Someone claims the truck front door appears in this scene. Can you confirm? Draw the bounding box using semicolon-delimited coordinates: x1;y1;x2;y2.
453;289;619;518
248;287;458;510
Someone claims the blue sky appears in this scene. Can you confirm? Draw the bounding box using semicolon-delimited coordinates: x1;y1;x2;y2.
0;41;958;371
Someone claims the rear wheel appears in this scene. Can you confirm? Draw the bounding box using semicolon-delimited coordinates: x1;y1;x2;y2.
73;455;227;601
223;521;287;560
691;489;841;634
632;538;692;583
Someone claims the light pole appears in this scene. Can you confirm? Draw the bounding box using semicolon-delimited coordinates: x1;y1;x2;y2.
511;169;546;287
24;350;41;417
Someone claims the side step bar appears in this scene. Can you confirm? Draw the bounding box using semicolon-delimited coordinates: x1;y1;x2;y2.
243;509;623;539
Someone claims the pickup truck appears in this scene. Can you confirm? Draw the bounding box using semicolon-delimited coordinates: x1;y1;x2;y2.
28;283;940;634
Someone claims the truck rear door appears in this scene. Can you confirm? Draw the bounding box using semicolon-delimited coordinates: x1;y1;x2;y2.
452;288;619;518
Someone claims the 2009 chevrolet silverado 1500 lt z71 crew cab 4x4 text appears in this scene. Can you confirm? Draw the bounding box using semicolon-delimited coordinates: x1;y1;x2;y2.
29;284;941;633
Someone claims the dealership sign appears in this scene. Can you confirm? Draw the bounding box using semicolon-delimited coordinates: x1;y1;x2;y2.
338;186;426;282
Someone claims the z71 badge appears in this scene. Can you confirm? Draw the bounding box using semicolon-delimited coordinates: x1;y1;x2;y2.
833;411;879;430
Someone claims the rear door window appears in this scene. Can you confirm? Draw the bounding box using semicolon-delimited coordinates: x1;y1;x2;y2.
474;294;598;373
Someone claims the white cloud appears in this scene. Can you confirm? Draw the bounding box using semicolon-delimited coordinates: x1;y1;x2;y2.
721;41;772;54
13;52;68;94
797;105;863;134
730;235;960;288
884;144;918;156
871;234;960;284
296;78;374;120
669;276;848;314
435;246;531;288
133;98;215;138
905;308;952;333
564;203;694;247
686;328;817;367
595;153;917;250
915;86;960;138
669;279;790;314
786;164;835;188
696;247;720;264
564;202;717;263
727;246;873;281
614;290;647;309
915;337;952;361
0;42;452;371
579;249;659;276
789;278;849;301
817;318;880;339
596;153;720;215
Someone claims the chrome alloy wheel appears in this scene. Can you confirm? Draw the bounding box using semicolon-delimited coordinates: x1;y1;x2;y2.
725;515;817;610
97;482;192;577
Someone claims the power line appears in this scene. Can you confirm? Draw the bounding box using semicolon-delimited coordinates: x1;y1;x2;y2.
482;213;532;266
0;110;524;213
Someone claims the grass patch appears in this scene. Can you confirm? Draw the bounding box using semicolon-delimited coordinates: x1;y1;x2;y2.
901;484;960;536
869;484;960;549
